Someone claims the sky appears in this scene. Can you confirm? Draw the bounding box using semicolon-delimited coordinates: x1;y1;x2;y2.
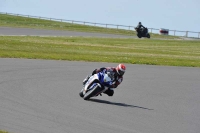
0;0;200;34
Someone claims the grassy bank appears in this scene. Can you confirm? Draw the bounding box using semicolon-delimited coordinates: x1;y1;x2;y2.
0;131;8;133
0;13;179;39
0;36;200;67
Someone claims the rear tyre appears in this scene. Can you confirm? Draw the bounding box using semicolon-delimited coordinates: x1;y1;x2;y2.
83;84;101;100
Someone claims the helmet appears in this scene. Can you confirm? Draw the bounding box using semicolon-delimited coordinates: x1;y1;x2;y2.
116;64;126;76
139;22;141;25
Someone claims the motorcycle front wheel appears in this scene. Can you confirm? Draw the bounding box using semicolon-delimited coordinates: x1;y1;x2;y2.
83;84;102;100
137;33;142;38
147;34;150;38
79;88;84;97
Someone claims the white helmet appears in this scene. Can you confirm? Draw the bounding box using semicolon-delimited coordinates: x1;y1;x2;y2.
116;64;126;76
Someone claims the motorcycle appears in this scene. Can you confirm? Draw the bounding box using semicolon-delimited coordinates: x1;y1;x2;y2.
135;27;150;38
79;70;114;100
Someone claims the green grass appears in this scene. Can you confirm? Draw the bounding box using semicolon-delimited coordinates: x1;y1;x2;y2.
1;36;200;67
0;13;199;67
0;13;178;39
0;130;8;133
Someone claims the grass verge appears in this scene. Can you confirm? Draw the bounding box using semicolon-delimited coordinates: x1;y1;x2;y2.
0;130;8;133
0;36;200;67
0;13;179;39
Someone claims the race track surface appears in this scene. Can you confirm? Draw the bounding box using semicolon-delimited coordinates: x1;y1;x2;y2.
0;27;136;38
0;58;200;133
0;27;200;133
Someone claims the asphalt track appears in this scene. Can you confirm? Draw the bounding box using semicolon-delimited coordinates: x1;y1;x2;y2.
0;28;200;133
0;27;136;38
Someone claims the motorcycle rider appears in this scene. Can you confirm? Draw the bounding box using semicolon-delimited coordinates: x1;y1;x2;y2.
135;22;145;33
83;64;126;96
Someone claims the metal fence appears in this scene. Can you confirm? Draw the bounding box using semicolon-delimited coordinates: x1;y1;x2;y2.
1;12;200;38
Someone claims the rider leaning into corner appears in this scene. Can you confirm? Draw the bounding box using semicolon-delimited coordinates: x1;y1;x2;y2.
83;64;126;97
136;22;145;33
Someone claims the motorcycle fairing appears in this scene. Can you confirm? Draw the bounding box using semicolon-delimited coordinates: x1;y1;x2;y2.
83;72;112;95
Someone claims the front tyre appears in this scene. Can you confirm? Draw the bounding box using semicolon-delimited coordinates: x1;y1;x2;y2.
79;88;84;97
137;33;142;38
83;84;101;100
147;33;150;38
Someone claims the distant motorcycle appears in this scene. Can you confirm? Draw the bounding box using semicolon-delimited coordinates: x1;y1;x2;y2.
135;27;150;38
79;70;114;100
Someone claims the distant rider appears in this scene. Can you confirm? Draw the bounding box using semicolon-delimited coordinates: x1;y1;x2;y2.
135;22;145;33
83;64;126;96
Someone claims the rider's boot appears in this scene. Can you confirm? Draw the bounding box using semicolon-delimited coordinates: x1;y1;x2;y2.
82;75;90;85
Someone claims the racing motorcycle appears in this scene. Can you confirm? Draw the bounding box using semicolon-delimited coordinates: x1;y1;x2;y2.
79;70;114;100
135;27;150;38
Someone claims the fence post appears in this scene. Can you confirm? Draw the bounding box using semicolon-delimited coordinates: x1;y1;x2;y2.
185;31;188;37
